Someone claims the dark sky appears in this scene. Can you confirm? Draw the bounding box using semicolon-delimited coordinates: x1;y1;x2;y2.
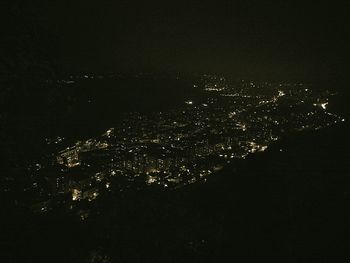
4;1;350;81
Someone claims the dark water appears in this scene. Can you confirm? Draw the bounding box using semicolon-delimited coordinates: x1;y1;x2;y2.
49;77;200;139
1;77;201;166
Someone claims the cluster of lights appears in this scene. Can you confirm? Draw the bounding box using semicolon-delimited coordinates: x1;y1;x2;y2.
29;76;346;216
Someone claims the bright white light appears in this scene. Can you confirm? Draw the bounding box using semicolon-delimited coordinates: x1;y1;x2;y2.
147;175;157;184
72;189;81;201
314;102;328;110
320;102;328;110
278;90;285;97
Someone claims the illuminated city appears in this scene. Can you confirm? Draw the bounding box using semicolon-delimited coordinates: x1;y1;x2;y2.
26;74;344;217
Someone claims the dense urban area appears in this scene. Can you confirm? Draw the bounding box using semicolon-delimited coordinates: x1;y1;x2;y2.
19;74;344;220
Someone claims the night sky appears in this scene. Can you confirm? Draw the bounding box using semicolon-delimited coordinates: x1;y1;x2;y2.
3;1;350;81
